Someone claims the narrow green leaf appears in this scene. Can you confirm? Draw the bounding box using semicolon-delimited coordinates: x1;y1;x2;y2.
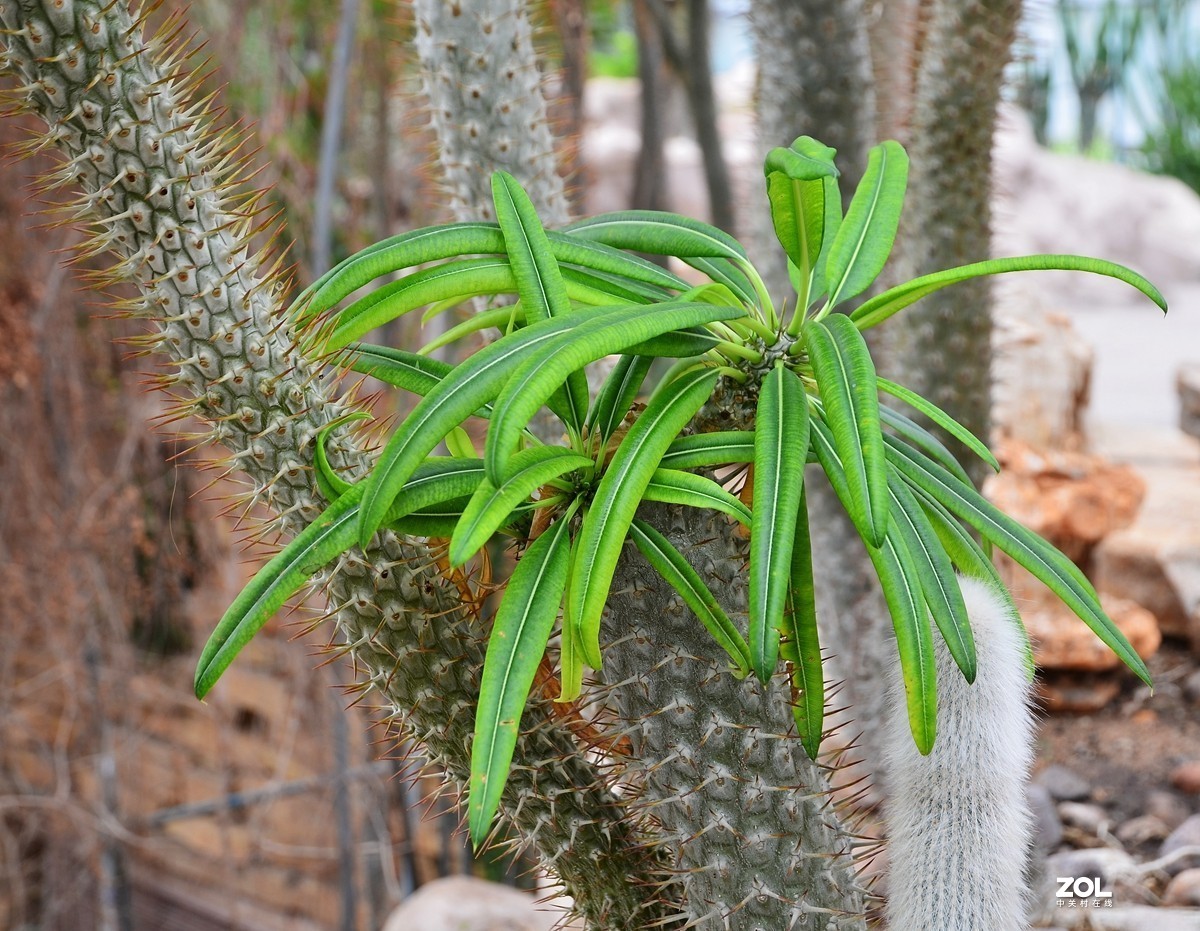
805;314;888;546
824;140;909;307
195;487;364;698
878;377;999;473
313;412;370;502
450;447;592;566
748;363;810;682
629;518;751;676
660;431;756;470
559;264;672;304
569;368;721;668
417;305;525;357
880;404;973;486
885;438;1152;686
867;527;938;754
805;175;844;306
763;137;838;294
565;210;747;261
492;171;589;431
469;515;573;846
850;254;1168;330
559;532;585;702
344;343;454;396
587;354;653;442
387;458;486;520
388;498;476;539
642;468;752;527
484;302;743;483
888;475;977;683
357;313;594;549
445;425;478;460
623;327;722;357
785;488;824;758
685;256;757;305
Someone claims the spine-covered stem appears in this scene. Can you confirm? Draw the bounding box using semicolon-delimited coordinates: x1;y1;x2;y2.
884;577;1034;930
0;3;667;926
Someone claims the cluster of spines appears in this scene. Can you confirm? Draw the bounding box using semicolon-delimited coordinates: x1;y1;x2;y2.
0;2;675;927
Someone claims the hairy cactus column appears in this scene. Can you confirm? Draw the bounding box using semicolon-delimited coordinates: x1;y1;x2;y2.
603;502;868;931
879;0;1022;486
0;3;669;926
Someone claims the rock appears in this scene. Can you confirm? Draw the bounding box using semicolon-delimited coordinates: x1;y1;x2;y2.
1055;905;1200;930
1036;848;1136;922
1164;869;1200;908
1172;762;1200;795
1024;597;1161;674
1037;765;1094;802
1186;669;1200;705
1037;671;1124;712
381;877;562;931
1059;802;1111;836
1181;365;1200;442
1147;791;1194;831
1163;815;1200;859
1116;814;1170;847
993;289;1093;451
986;441;1145;564
1030;784;1065;853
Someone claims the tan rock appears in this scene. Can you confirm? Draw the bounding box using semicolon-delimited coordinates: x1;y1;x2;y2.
1163;868;1200;908
1180;364;1200;442
382;876;562;931
1036;672;1122;713
986;441;1145;563
1017;589;1160;672
1170;761;1200;795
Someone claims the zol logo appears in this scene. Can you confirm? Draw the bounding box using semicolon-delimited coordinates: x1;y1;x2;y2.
1056;877;1113;899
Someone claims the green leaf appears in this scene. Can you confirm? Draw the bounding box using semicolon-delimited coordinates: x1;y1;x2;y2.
885;438;1152;686
888;475;977;683
469;515;573;846
866;526;938;754
387;458;486;520
357;313;596;549
628;518;751;676
559;264;672;304
492;171;589;431
345;343;454;396
484;302;744;483
748;363;810;682
880;404;973;486
805;175;844;306
417;305;525;357
623;327;722;357
445;425;478;460
565;210;747;261
785;488;823;758
314;412;370;501
823;140;909;307
450;447;592;566
569;368;721;668
642;468;752;527
195;486;364;698
850;254;1168;330
559;533;586;701
660;431;756;470
684;257;757;305
804;314;888;546
587;354;653;442
763;137;838;298
878;377;999;473
388;498;477;539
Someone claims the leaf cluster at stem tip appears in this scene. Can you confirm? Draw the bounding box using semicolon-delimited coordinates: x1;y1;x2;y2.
195;140;1166;846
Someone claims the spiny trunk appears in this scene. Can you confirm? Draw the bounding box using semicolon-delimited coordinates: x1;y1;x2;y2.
0;2;668;926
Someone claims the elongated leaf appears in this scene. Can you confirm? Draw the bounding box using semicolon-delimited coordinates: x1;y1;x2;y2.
624;327;722;357
559;533;586;701
560;264;671;304
764;137;838;295
785;488;823;758
469;515;573;846
313;413;370;501
660;431;756;469
389;497;478;539
885;438;1152;685
805;314;888;545
888;476;976;682
685;256;757;305
565;210;747;261
484;302;743;483
418;305;525;357
824;140;909;306
805;175;844;306
878;377;999;473
587;354;653;442
493;172;588;430
317;258;518;351
195;487;364;698
867;526;938;754
850;253;1168;330
570;368;721;668
389;458;485;519
880;404;973;486
748;363;810;682
450;447;592;566
358;313;597;548
642;468;752;527
628;518;751;676
345;343;454;395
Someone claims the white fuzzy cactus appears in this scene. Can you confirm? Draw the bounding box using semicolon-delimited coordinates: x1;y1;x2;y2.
884;576;1035;931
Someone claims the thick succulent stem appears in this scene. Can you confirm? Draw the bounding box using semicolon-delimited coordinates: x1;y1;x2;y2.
602;502;869;930
879;0;1022;486
0;2;668;926
411;0;569;228
883;577;1034;930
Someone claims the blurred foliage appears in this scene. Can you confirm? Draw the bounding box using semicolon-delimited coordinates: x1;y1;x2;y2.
1138;0;1200;192
587;0;637;76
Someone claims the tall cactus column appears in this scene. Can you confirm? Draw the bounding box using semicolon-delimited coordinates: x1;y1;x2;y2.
0;3;670;926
